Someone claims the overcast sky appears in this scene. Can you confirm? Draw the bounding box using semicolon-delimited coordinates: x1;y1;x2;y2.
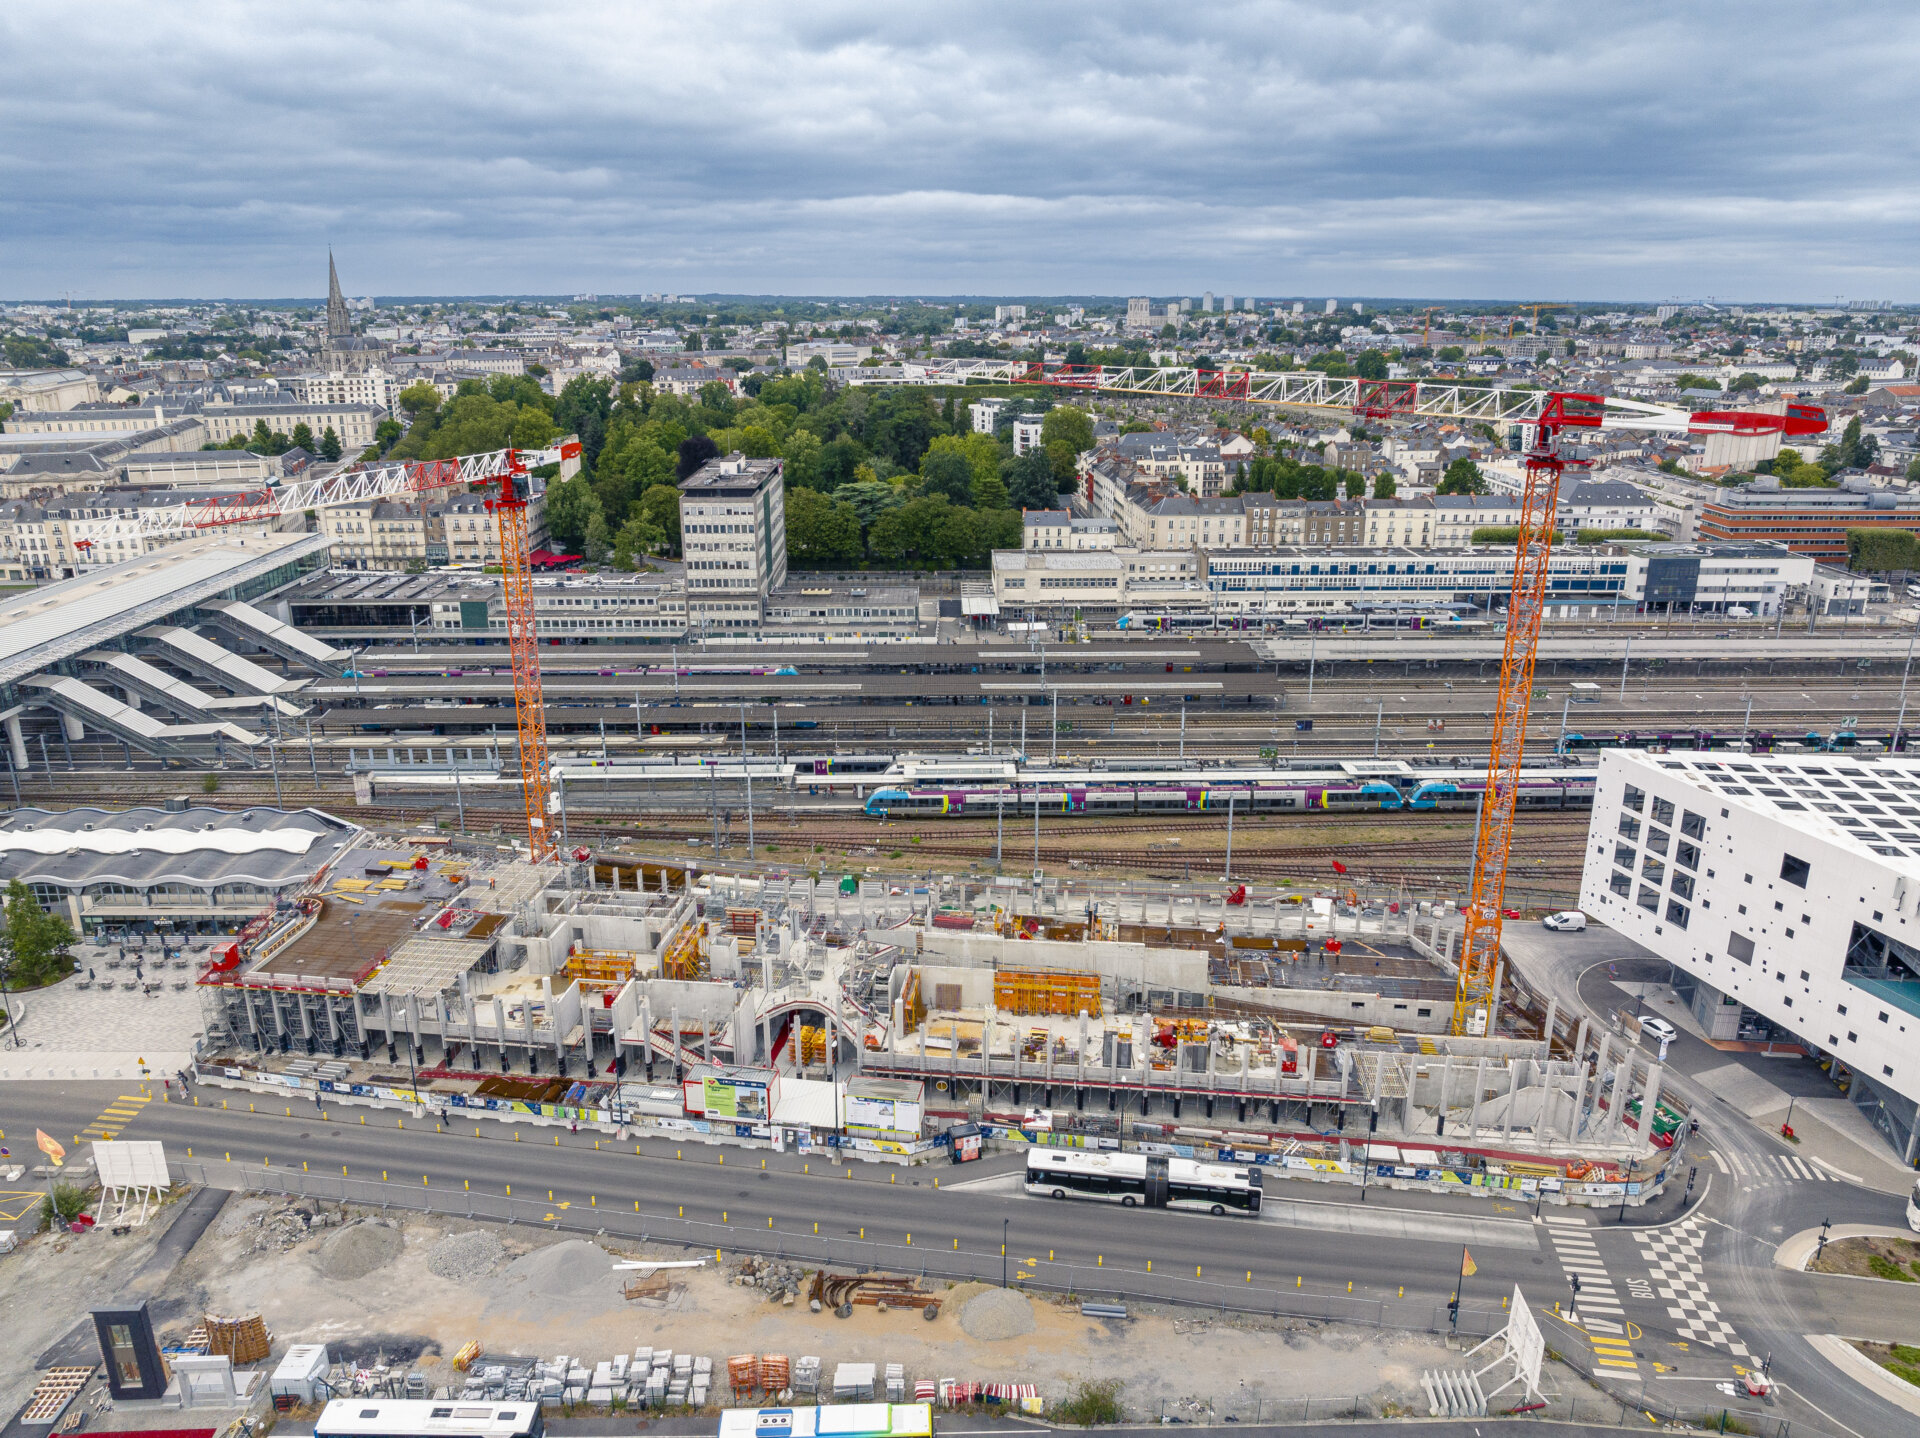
4;2;1915;304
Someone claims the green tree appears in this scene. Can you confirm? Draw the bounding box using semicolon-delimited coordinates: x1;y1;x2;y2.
918;448;974;504
583;511;612;567
1437;346;1465;362
1353;349;1389;381
786;487;864;563
553;374;614;470
779;427;825;489
289;421;315;452
612;512;665;569
318;425;343;461
837;477;908;530
1045;438;1079;491
1345;471;1365;499
1004;450;1057;509
543;473;601;553
1727;372;1765;393
398;381;442;421
1846;527;1920;574
1039;404;1094;455
1674;374;1721;391
1371;472;1397;499
638;483;682;555
1;879;76;988
861;388;939;470
1437;458;1488;495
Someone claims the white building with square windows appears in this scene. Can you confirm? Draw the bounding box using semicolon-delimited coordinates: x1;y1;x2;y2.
1579;749;1920;1164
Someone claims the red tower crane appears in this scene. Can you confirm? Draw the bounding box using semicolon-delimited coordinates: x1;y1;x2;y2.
486;448;557;862
1449;394;1827;1033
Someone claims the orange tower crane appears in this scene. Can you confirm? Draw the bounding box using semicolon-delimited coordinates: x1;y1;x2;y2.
1449;394;1828;1034
486;448;557;861
1508;303;1570;339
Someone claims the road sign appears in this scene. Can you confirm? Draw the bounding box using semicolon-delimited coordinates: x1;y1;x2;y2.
35;1130;64;1166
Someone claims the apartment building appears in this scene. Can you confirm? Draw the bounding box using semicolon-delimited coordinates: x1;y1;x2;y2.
1360;497;1436;548
197;400;382;450
1432;493;1525;546
1023;510;1117;550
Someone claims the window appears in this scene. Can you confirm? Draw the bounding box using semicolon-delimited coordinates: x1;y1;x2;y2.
1637;886;1660;912
1728;931;1755;964
1641;856;1666;885
1666;900;1690;928
1676;841;1700;871
1618;815;1642;841
1623;784;1645;812
1652;797;1675;826
1680;810;1706;839
1611;869;1632;897
1671;873;1694;901
1614;843;1636;869
1780;854;1810;888
1646;827;1670;856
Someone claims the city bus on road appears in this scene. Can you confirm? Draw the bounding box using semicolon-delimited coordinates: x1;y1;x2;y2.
1024;1146;1262;1215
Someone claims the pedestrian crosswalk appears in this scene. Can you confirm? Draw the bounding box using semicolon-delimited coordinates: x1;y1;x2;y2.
1542;1214;1637;1369
76;1092;149;1144
1637;1217;1749;1360
1703;1148;1840;1183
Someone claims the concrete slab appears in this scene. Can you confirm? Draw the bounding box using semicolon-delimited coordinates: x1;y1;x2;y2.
1693;1062;1792;1118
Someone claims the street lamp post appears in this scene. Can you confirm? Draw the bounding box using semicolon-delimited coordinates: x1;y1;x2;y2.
1816;1215;1832;1264
1002;1218;1009;1289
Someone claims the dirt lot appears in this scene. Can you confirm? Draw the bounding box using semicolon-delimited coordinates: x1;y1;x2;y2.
1811;1234;1920;1283
2;1188;1455;1419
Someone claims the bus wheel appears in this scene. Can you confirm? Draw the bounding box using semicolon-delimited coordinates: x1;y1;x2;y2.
1120;1195;1137;1207
1211;1204;1225;1216
1052;1188;1066;1200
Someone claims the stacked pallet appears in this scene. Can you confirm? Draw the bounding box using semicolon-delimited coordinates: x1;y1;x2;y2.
205;1312;271;1365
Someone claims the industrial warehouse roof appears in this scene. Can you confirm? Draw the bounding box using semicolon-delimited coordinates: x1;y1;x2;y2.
0;806;361;890
0;531;331;690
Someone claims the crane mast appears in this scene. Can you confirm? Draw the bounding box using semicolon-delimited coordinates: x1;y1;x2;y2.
1451;400;1578;1033
487;449;556;862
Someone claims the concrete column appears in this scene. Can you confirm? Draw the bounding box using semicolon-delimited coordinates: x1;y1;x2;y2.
61;712;84;742
1573;1015;1591;1066
1500;1061;1520;1140
1606;1056;1633;1142
671;1005;681;1076
1467;1058;1488;1137
1586;1033;1612;1135
1542;997;1558;1056
492;997;507;1067
1436;1056;1453;1133
1640;1063;1664;1147
379;991;395;1049
3;715;25;771
1488;960;1504;1035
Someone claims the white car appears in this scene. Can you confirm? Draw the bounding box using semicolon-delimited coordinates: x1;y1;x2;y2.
1641;1016;1677;1045
1542;911;1587;932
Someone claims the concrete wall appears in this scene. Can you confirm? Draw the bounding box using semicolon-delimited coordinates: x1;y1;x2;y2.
914;930;1210;990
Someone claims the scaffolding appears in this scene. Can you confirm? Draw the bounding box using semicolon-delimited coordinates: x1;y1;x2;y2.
661;923;707;982
992;966;1102;1017
561;948;643;985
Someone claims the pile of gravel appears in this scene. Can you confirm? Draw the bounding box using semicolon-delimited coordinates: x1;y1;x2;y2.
319;1221;403;1280
513;1239;612;1296
428;1229;504;1282
216;1197;271;1239
958;1287;1035;1341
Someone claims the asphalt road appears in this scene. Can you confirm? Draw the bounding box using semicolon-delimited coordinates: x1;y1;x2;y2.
1;1073;1901;1435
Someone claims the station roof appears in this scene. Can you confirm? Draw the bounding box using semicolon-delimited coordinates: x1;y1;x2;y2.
0;531;330;690
0;805;359;890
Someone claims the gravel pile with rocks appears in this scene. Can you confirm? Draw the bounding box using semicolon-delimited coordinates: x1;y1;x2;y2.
216;1197;271;1238
958;1286;1035;1341
480;1239;624;1322
319;1220;403;1280
428;1229;505;1282
733;1254;806;1304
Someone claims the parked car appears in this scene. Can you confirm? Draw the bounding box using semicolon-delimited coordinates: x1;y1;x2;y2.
1542;911;1588;932
1640;1016;1678;1048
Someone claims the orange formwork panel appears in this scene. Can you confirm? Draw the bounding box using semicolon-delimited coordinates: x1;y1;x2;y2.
992;967;1101;1017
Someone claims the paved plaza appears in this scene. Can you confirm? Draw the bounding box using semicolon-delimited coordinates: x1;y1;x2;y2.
0;943;206;1081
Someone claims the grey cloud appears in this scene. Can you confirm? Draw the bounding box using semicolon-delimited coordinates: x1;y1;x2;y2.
0;1;1914;299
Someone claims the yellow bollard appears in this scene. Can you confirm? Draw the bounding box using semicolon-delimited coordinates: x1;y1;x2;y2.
1297;1276;1302;1288
424;1176;429;1186
548;1189;554;1200
1049;1250;1054;1261
591;1196;596;1207
908;1234;912;1245
934;1177;938;1188
769;1217;774;1228
303;1161;308;1172
1398;1287;1403;1297
1147;1260;1152;1272
382;1170;388;1180
634;1201;639;1212
506;1184;511;1195
1247;1272;1252;1283
761;1158;766;1169
723;1211;729;1223
224;1151;230;1161
187;1146;192;1156
804;1164;809;1174
1196;1265;1202;1278
679;1205;684;1216
1097;1255;1103;1266
360;1115;365;1125
890;1173;895;1184
286;1107;291;1117
815;1222;819;1234
954;1238;958;1250
249;1103;254;1112
464;1179;470;1191
1348;1281;1353;1293
859;1227;864;1238
554;1136;559;1146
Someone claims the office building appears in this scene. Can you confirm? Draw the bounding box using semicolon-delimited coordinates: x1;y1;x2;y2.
1579;749;1920;1163
678;453;787;633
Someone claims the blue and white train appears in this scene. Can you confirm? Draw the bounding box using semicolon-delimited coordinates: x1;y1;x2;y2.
863;763;1596;818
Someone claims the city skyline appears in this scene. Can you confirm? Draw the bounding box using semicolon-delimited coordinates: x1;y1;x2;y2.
2;2;1914;302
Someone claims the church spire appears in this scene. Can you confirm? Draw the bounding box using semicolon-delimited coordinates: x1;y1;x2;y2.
326;250;351;339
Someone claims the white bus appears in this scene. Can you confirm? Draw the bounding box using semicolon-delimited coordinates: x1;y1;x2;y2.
1024;1146;1262;1215
316;1401;544;1438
